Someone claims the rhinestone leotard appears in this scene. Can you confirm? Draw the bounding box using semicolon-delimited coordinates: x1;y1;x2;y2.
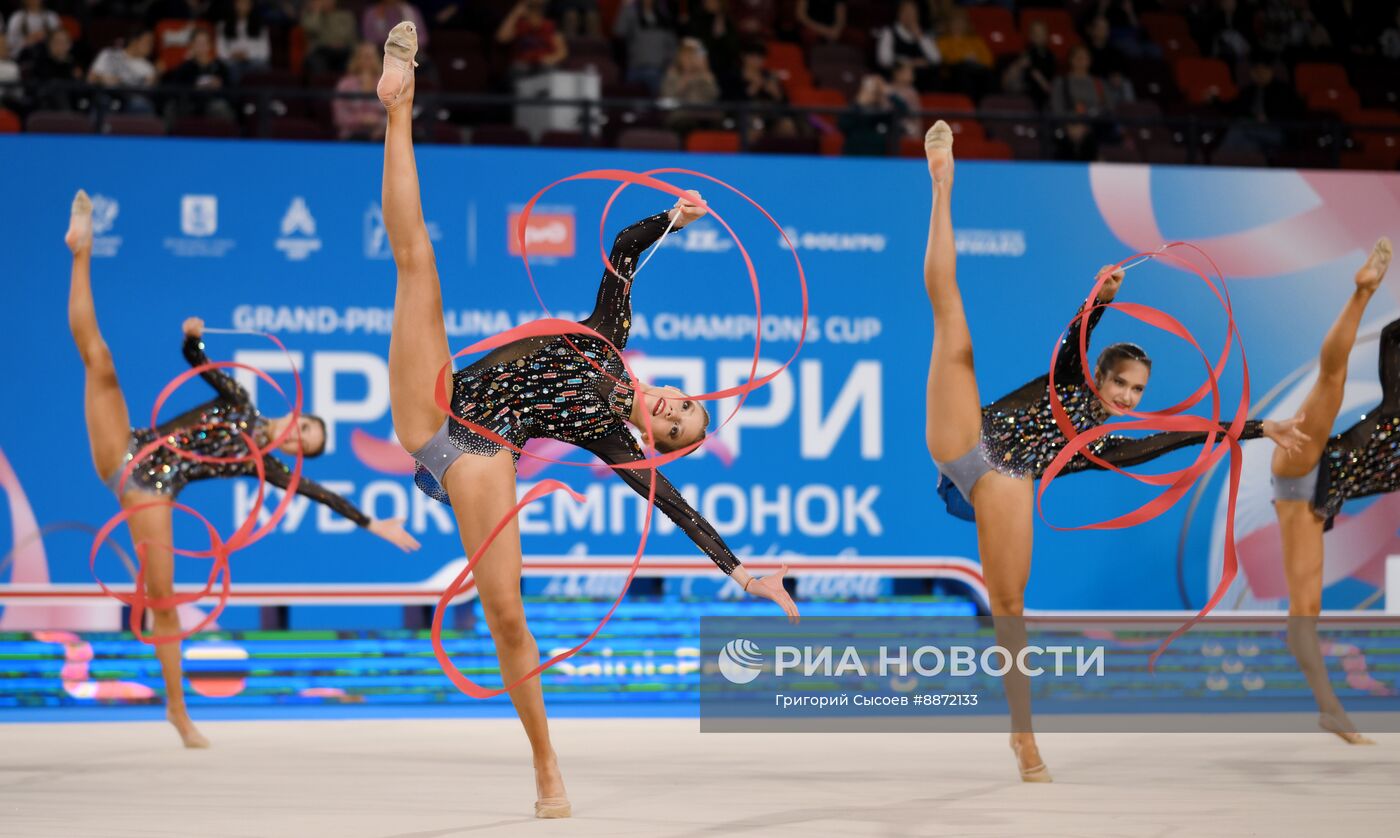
1313;318;1400;521
424;212;742;575
981;302;1265;479
109;337;371;527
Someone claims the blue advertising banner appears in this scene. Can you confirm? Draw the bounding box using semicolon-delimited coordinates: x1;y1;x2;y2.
2;136;1397;617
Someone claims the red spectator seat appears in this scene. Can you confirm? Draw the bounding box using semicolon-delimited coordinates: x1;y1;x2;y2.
539;130;590;147
0;108;19;133
599;0;623;32
103;114;167;136
25;111;93;134
1018;9;1080;60
1306;88;1361;116
1294;63;1350;98
686;130;741;153
268;117;331;140
288;25;306;73
966;7;1024;58
918;93;975;114
1174;57;1236;103
765;42;811;89
616;127;681;151
155;20;215;70
471;124;533;146
819;131;844;156
790;87;847;110
897;136;924;158
1140;12;1198;58
58;15;81;41
85;17;131;51
960;138;1013;160
170;116;240;138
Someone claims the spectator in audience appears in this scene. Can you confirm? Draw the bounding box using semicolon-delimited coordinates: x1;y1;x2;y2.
497;0;567;76
333;41;386;140
552;1;600;39
1219;59;1300;154
936;8;993;99
363;0;428;52
1085;16;1134;105
20;27;82;110
7;0;61;58
888;59;923;138
1195;0;1253;68
1085;0;1156;58
162;28;235;119
1002;19;1057;108
0;36;19;89
88;25;157;113
796;0;845;45
1314;0;1389;58
876;0;939;89
1257;0;1307;59
736;41;782;103
1382;6;1400;61
660;37;719;132
216;0;271;81
612;0;675;92
302;0;359;76
1054;120;1099;161
839;73;907;156
1051;44;1123;118
684;0;739;94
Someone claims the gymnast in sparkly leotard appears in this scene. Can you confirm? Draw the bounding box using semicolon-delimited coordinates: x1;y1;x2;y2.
917;121;1306;782
63;191;419;749
372;22;794;818
1269;237;1392;746
410;210;749;578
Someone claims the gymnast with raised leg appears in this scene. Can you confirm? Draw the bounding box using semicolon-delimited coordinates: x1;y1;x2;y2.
375;22;798;819
63;191;420;748
919;121;1308;781
1270;237;1392;745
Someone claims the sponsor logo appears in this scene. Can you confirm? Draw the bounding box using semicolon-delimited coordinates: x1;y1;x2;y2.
182;194;218;237
275;196;323;261
718;638;765;684
954;229;1027;257
364;202;442;260
778;227;887;253
165;194;235;257
90;194;122;258
507;209;576;258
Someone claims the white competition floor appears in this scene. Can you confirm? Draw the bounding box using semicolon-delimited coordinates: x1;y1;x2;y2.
2;717;1398;837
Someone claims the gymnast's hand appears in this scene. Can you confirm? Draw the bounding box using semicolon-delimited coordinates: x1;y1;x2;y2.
669;190;707;229
1095;265;1125;303
369;518;422;553
1262;415;1311;455
742;564;800;624
182;317;205;338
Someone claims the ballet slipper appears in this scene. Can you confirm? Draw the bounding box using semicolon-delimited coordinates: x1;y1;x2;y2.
534;797;572;819
65;189;93;253
925;120;954;183
377;21;419;111
1356;238;1391;292
1319;712;1376;746
1010;733;1052;783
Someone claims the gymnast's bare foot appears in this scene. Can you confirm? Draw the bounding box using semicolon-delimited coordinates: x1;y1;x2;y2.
1356;237;1392;292
925;120;954;184
1319;711;1376;746
65;190;93;255
377;21;419;112
169;710;210;749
